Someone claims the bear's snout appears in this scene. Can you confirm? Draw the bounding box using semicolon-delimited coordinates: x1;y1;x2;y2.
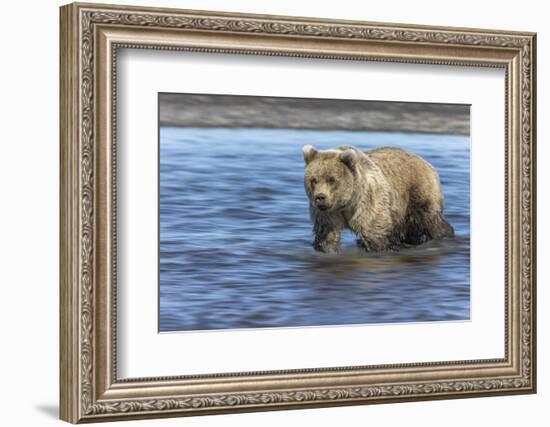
314;193;326;203
314;193;330;210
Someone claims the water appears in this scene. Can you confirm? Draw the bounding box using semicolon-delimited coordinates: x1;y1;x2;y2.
159;128;470;332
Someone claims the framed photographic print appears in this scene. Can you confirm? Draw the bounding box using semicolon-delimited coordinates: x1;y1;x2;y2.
59;2;537;423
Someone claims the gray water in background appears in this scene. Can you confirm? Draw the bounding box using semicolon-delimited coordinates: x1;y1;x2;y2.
159;128;470;332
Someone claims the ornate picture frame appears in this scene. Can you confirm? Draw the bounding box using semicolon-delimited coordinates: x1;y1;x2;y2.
60;2;536;423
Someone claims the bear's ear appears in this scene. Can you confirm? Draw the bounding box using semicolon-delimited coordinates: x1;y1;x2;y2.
339;149;357;170
303;145;318;164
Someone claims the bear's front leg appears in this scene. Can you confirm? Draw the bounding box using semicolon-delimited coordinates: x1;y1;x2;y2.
355;234;387;252
350;221;394;252
312;216;342;253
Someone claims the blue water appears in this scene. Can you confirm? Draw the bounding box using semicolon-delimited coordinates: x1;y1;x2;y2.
159;128;470;332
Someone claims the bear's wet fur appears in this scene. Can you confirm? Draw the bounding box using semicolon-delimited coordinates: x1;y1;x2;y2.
303;145;454;253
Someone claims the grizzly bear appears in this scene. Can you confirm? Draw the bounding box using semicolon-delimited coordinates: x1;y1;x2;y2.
302;145;454;253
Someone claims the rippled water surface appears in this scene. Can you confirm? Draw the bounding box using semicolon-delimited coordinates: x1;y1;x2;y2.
159;128;470;332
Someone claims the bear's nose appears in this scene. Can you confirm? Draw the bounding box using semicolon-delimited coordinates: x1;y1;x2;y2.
314;193;327;203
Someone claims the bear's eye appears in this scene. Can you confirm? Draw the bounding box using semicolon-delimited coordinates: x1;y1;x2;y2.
310;178;318;186
327;176;336;185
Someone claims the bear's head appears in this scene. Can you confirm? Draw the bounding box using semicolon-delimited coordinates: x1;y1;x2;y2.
302;145;359;212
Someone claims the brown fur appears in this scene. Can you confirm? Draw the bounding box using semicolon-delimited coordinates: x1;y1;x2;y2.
302;145;454;253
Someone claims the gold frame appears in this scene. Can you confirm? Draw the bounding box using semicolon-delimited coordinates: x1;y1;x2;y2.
60;2;537;423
